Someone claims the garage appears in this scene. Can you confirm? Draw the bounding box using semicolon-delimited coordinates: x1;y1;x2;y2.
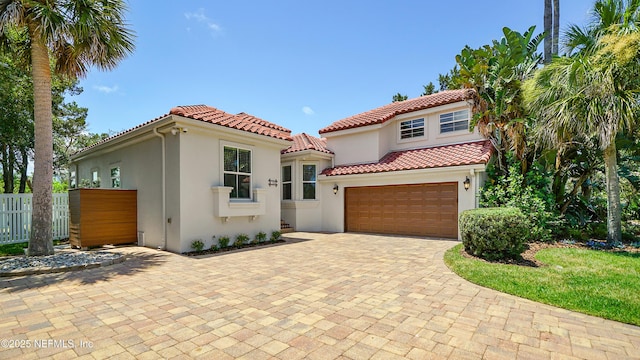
345;182;458;238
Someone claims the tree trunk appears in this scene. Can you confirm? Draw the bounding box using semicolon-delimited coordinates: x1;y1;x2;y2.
560;171;590;215
1;143;12;193
544;0;552;63
18;148;29;194
27;27;54;256
8;145;15;192
603;142;622;243
552;0;560;55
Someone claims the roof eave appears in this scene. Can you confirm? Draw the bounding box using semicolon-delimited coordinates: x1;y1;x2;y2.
71;115;176;162
318;163;488;181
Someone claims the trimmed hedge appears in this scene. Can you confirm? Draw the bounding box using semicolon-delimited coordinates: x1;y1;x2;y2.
459;207;529;261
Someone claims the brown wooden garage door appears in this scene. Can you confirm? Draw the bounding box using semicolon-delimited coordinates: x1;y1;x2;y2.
345;183;458;238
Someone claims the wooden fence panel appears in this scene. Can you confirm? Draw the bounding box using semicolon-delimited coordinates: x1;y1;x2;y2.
0;193;69;244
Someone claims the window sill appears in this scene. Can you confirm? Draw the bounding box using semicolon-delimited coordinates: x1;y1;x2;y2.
281;200;320;209
397;135;427;144
211;187;266;217
436;129;471;139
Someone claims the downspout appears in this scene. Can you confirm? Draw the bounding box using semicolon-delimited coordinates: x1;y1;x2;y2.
153;127;167;250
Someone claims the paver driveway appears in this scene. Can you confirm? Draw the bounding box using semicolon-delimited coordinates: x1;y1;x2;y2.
1;233;639;359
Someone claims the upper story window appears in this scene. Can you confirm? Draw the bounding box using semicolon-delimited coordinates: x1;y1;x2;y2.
110;167;121;188
70;171;76;188
91;169;100;187
224;146;252;199
302;164;316;200
400;118;425;139
440;109;469;133
282;165;292;200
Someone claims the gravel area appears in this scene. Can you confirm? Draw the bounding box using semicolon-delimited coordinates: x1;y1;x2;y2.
0;250;124;276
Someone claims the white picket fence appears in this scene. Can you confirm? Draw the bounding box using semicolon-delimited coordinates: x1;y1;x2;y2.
0;193;69;244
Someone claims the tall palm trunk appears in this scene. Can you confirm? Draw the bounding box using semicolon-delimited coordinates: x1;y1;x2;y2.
27;27;54;256
544;0;553;63
603;142;622;243
552;0;560;55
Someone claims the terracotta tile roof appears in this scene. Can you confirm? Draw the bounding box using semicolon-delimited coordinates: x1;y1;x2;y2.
73;105;292;156
282;133;333;155
170;105;292;141
73;113;170;156
319;89;475;134
321;140;493;176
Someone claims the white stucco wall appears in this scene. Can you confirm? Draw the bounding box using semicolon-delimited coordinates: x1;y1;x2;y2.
325;129;379;166
71;136;165;249
318;165;486;239
176;124;287;253
280;155;333;232
72;116;290;254
325;101;484;165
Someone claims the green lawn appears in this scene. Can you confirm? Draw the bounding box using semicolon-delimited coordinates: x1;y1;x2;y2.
444;244;640;326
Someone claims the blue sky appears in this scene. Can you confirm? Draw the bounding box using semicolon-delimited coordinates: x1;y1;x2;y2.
75;0;593;137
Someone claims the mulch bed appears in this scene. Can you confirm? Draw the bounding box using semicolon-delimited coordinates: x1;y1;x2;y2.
183;239;286;256
461;240;640;268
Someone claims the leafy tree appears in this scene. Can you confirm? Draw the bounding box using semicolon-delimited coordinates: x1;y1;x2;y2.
481;156;554;241
392;92;408;102
437;68;459;91
0;0;135;256
452;26;544;174
524;31;640;243
421;82;436;96
0;32;33;194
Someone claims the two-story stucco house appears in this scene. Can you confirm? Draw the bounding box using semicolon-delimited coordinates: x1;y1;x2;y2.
71;89;492;252
70;105;292;253
280;89;492;238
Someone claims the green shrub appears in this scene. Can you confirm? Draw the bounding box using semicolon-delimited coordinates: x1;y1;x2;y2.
459;207;529;261
480;160;554;242
255;231;267;243
191;239;204;252
218;236;230;248
270;230;281;242
234;233;249;247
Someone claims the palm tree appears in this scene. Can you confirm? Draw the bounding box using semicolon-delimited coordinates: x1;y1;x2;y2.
0;1;134;255
525;31;640;243
565;0;640;55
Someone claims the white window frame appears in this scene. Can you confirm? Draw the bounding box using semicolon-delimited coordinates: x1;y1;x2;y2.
70;170;76;188
302;164;317;200
439;109;469;134
91;168;100;188
399;118;425;140
222;145;253;200
282;164;292;200
110;166;121;188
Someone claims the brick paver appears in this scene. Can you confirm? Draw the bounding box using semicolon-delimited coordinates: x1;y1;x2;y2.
1;233;639;359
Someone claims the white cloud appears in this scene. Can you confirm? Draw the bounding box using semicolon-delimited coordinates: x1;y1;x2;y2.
185;8;221;34
184;9;208;22
94;85;119;94
302;106;315;115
